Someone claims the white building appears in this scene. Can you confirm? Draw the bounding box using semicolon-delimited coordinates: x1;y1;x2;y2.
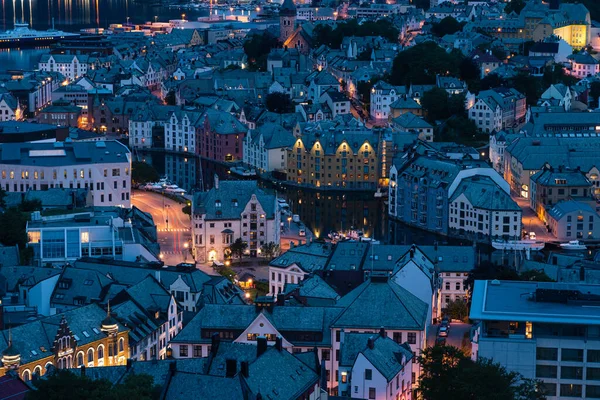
468;95;502;133
38;54;89;81
243;123;295;173
192;179;280;262
370;81;407;121
471;280;600;400
128;104;179;149
0;92;22;121
567;52;600;79
338;331;414;400
449;176;522;239
165;109;201;153
0;140;131;208
26;208;159;266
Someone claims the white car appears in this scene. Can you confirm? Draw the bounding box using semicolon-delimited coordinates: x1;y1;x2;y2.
438;326;449;337
298;228;306;237
529;232;536;240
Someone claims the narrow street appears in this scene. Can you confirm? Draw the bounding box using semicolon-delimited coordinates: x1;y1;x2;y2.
132;190;192;266
513;196;553;242
427;322;472;353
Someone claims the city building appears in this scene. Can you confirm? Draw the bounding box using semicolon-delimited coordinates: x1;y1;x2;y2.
243;123;295;173
198;109;248;162
0;303;129;381
389;143;509;235
449;176;522;240
370;81;407;122
567;52;599;79
471;280;600;400
468;88;526;133
165;109;202;154
128;104;179;149
504;136;600;199
547;200;600;240
26;207;159;266
0;92;22;121
38;54;89;81
390;112;433;142
337;331;414;399
191;179;279;262
287;130;383;189
0;140;131;207
530;166;592;223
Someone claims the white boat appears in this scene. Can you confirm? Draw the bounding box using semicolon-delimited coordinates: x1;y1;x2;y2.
230;166;256;177
492;239;545;251
0;21;80;48
559;240;587;251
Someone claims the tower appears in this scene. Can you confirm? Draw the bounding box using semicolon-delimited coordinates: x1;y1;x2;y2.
279;0;297;44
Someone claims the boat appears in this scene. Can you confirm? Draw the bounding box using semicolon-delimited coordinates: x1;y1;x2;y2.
0;21;80;48
559;240;587;251
491;239;545;251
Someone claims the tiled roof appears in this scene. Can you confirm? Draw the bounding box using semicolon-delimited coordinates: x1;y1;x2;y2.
450;176;520;211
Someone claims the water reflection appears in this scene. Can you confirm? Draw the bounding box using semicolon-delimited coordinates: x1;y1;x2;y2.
0;0;209;30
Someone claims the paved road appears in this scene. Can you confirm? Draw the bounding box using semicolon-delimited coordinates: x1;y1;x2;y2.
132;190;192;266
427;322;472;353
513;196;553;242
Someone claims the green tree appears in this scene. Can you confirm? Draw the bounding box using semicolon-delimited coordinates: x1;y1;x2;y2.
0;187;6;208
480;73;506;91
20;199;42;212
417;345;546;400
510;72;542;106
228;238;248;261
390;42;463;86
265;92;294;114
504;0;526;15
591;81;600;108
356;46;372;61
131;161;160;185
26;370;160;400
182;204;191;215
444;299;469;321
519;269;554;282
260;242;280;260
431;17;463;37
312;19;399;49
421;87;450;121
243;32;279;71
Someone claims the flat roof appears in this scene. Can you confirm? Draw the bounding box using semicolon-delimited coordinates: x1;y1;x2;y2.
470;280;600;325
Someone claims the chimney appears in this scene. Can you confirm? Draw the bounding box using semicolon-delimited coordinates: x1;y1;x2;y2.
257;336;268;357
276;294;285;306
225;359;237;377
275;336;283;351
379;327;386;338
409;248;414;259
169;361;177;373
367;337;374;349
211;333;220;356
154;270;161;283
240;361;249;377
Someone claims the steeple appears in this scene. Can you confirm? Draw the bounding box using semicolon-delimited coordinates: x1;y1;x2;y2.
279;0;296;17
2;329;21;369
279;0;297;44
101;301;118;334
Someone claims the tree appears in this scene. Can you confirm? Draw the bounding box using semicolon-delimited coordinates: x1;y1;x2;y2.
243;32;279;71
591;81;600;108
510;72;542;106
26;370;160;400
265;92;294;114
431;17;463;37
421;87;450;121
228;238;248;261
480;73;506;91
417;345;546;400
312;19;399;49
260;242;280;260
131;161;160;185
390;42;463;86
444;299;469;321
437;115;483;145
504;0;526;15
165;90;176;106
356;46;372;61
20;199;42;212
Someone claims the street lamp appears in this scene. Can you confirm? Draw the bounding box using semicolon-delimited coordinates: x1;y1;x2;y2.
182;13;186;20
287;216;292;230
154;16;158;23
183;242;189;262
126;16;130;25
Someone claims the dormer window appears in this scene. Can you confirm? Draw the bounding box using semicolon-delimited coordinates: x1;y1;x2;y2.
215;200;222;208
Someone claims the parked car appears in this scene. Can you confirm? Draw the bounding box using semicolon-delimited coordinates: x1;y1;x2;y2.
529;232;536;240
299;228;306;237
438;326;449;337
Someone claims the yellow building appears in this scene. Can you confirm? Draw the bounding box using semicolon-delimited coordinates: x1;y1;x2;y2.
0;303;129;382
287;131;381;189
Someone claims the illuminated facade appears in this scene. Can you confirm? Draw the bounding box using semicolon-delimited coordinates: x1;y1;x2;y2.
0;303;128;382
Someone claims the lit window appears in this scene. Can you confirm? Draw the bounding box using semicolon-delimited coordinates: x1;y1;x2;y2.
28;231;40;243
81;231;89;243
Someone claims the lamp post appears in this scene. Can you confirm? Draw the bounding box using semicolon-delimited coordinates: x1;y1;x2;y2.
183;242;189;262
287;216;292;231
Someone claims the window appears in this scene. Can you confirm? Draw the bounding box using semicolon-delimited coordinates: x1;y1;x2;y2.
87;349;94;363
194;346;202;357
368;388;376;399
589;350;600;363
407;332;416;344
365;369;372;380
541;383;556;397
536;347;558;361
561;366;583;380
322;349;330;361
98;346;104;359
119;338;124;352
535;365;557;378
393;332;402;343
588;367;600;381
559;384;582;398
77;352;84;367
588;385;600;399
179;345;188;357
562;348;584;362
